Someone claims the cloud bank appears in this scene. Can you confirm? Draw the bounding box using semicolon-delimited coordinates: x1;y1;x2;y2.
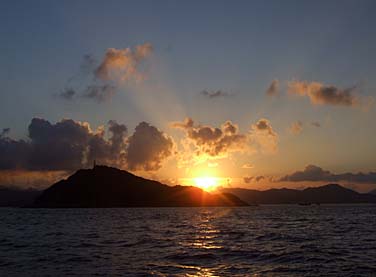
0;117;172;172
279;165;376;184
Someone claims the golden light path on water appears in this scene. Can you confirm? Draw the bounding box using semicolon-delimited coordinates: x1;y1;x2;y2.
178;209;225;276
173;209;261;277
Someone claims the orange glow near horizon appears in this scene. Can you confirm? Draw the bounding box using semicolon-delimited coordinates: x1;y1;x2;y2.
180;176;229;192
178;167;231;192
193;177;220;192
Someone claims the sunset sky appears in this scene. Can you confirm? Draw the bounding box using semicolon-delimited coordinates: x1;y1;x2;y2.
1;0;376;192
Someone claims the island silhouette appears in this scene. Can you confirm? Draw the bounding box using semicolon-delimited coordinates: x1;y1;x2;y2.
1;166;376;207
222;184;376;204
32;165;248;208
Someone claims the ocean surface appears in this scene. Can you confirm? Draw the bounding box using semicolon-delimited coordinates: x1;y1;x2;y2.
0;205;375;276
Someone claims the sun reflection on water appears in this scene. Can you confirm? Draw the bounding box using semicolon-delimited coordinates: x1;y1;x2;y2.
174;209;234;276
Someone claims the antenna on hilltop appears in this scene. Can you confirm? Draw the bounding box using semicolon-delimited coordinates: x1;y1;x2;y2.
93;159;96;168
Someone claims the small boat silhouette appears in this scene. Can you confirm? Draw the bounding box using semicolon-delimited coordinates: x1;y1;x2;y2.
298;202;312;206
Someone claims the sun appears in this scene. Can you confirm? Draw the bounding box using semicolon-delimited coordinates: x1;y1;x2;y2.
193;177;220;192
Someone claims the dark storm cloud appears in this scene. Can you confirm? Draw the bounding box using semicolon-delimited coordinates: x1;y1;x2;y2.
279;165;376;184
200;90;230;99
126;122;174;171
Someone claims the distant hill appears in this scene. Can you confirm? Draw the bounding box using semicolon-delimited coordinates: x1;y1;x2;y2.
33;166;248;208
368;189;376;195
0;187;41;207
222;184;376;204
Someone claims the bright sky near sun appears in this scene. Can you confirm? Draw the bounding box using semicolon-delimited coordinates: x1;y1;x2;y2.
1;0;376;192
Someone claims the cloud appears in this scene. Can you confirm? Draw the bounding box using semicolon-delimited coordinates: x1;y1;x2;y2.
57;43;153;103
0;128;10;138
86;120;128;167
58;88;77;100
250;118;278;153
242;163;254;169
200;90;230;99
208;162;218;168
27;118;101;170
255;175;265;182
243;176;253;183
0;135;31;170
172;118;248;159
172;117;278;167
289;121;303;135
311;121;321;127
279;165;376;184
0;117;172;172
82;85;116;102
266;79;279;96
126;122;174;171
287;80;372;108
0;170;67;189
80;54;97;75
243;175;265;183
95;43;153;83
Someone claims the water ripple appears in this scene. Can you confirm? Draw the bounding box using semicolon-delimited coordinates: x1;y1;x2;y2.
0;205;375;276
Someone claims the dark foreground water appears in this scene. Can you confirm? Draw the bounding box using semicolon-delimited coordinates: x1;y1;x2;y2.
0;205;375;276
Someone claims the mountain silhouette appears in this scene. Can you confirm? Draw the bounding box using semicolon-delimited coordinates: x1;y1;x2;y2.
222;184;376;204
368;189;376;195
33;166;248;207
0;186;41;207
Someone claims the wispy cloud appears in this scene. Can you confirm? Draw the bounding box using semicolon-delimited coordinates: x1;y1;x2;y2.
56;43;153;103
250;118;278;154
242;163;254;169
95;43;153;83
82;85;116;102
200;90;231;99
58;88;77;100
288;80;373;109
266;79;279;96
289;121;303;135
